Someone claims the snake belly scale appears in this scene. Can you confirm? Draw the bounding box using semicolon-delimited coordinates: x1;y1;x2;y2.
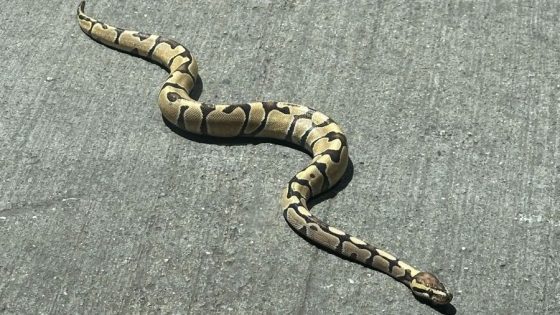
77;1;452;305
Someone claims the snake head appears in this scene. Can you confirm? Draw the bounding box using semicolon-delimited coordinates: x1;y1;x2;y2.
410;271;453;305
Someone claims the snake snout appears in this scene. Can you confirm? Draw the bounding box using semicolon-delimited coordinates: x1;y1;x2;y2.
410;271;453;305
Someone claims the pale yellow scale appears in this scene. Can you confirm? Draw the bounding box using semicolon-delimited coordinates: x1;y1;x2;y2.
256;110;293;139
306;223;342;250
342;241;373;263
206;106;246;137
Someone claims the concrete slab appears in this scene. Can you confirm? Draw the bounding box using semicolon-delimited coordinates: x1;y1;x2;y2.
1;1;559;313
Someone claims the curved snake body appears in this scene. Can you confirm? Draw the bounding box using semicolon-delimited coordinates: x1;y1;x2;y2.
77;1;452;305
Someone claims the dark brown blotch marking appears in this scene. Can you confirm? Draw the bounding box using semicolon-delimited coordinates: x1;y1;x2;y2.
199;103;217;135
162;82;189;94
285;110;314;142
132;32;151;41
245;102;291;136
177;105;189;130
287;177;314;200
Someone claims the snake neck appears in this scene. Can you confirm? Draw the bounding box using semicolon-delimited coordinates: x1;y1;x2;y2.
282;190;420;286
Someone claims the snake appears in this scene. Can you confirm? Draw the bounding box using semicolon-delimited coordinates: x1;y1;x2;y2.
77;1;452;305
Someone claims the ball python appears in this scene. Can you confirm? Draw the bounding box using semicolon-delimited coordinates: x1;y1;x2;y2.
77;1;452;305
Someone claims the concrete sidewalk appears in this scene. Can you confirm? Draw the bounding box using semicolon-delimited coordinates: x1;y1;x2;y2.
1;1;559;313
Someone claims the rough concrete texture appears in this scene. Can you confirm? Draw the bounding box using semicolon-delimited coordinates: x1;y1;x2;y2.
1;1;559;314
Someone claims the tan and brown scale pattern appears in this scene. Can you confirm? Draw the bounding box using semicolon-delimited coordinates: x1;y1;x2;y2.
77;1;452;305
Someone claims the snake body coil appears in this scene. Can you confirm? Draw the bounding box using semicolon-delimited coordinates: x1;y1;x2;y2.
77;1;452;305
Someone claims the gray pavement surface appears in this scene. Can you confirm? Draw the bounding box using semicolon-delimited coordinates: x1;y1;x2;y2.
1;1;559;314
